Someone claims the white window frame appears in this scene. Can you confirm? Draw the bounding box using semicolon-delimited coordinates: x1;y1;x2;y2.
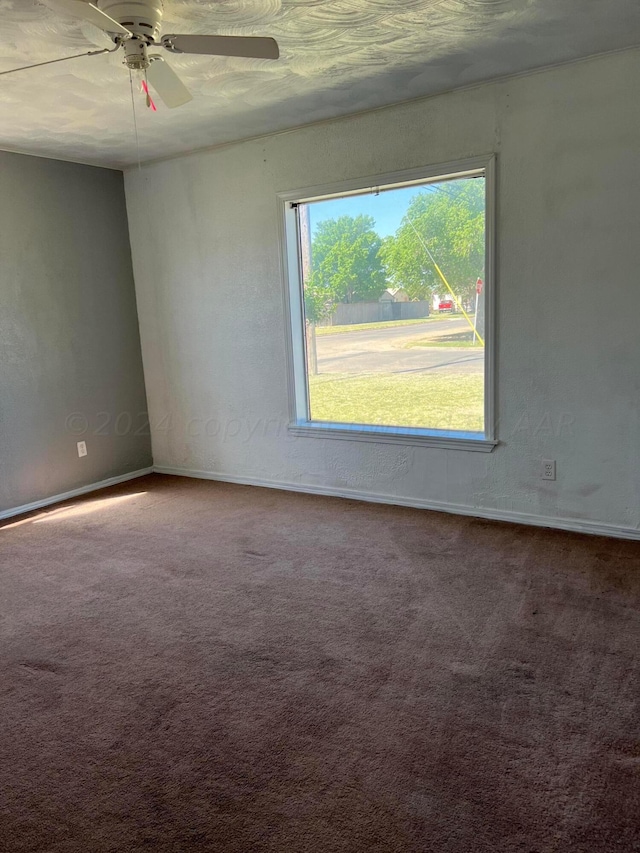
278;155;497;452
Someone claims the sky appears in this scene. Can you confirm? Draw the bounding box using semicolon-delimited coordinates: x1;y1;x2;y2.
307;184;422;238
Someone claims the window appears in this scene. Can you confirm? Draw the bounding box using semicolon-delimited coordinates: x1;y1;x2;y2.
280;157;496;451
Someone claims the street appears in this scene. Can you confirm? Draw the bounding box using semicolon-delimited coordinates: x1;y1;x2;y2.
315;317;484;375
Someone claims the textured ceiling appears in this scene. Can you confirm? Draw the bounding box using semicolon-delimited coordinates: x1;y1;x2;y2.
1;0;640;169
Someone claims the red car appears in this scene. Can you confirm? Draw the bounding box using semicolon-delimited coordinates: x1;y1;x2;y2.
438;299;454;313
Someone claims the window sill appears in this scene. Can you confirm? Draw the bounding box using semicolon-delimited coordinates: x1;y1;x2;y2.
289;421;497;452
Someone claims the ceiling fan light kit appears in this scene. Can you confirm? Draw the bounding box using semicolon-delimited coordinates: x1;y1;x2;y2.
123;37;151;70
6;0;279;109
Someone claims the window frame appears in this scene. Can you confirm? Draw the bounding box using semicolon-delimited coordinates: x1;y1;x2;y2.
278;155;497;452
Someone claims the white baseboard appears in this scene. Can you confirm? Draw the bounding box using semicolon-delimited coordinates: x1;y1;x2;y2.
153;465;640;542
0;467;154;522
5;463;637;542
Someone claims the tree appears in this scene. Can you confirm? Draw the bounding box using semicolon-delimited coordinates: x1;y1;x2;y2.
303;277;338;325
381;180;485;303
304;215;387;320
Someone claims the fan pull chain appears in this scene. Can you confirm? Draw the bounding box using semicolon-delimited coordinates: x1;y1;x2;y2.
142;69;157;112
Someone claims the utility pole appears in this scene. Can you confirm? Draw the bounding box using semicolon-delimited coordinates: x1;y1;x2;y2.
298;204;318;375
473;277;483;345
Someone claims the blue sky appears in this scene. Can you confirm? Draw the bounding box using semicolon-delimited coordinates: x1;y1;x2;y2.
307;184;425;239
306;178;482;239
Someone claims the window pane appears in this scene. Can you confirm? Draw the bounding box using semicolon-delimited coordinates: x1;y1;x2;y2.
298;176;486;434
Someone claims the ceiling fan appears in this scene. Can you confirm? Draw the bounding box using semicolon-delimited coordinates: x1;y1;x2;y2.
1;0;280;108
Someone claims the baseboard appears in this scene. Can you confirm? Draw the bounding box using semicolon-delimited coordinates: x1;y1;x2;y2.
0;467;154;522
153;465;640;542
5;462;637;541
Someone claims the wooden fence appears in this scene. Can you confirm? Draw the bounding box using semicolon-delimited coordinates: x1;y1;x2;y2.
321;301;430;327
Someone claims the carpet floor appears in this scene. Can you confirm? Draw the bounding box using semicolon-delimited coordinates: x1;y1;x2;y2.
0;474;638;852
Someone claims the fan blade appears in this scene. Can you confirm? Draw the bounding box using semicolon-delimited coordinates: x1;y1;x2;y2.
147;58;193;109
40;0;132;37
161;34;279;60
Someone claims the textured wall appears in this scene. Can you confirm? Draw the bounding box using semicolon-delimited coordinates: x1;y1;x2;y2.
125;49;640;535
0;152;151;513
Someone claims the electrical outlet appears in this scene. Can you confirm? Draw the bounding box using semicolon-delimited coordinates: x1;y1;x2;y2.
77;441;87;458
541;459;556;481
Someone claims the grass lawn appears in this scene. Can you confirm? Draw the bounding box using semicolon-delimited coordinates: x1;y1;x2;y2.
316;316;458;336
406;329;483;348
308;372;484;432
407;340;484;348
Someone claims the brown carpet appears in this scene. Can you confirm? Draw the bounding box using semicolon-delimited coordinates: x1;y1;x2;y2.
0;474;638;852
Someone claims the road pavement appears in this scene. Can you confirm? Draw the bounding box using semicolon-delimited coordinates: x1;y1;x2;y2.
315;318;484;376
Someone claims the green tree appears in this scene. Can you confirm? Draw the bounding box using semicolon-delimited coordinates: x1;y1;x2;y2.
305;215;387;320
303;277;337;325
382;179;485;302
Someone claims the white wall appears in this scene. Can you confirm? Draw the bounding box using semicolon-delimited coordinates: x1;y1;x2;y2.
125;49;640;537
